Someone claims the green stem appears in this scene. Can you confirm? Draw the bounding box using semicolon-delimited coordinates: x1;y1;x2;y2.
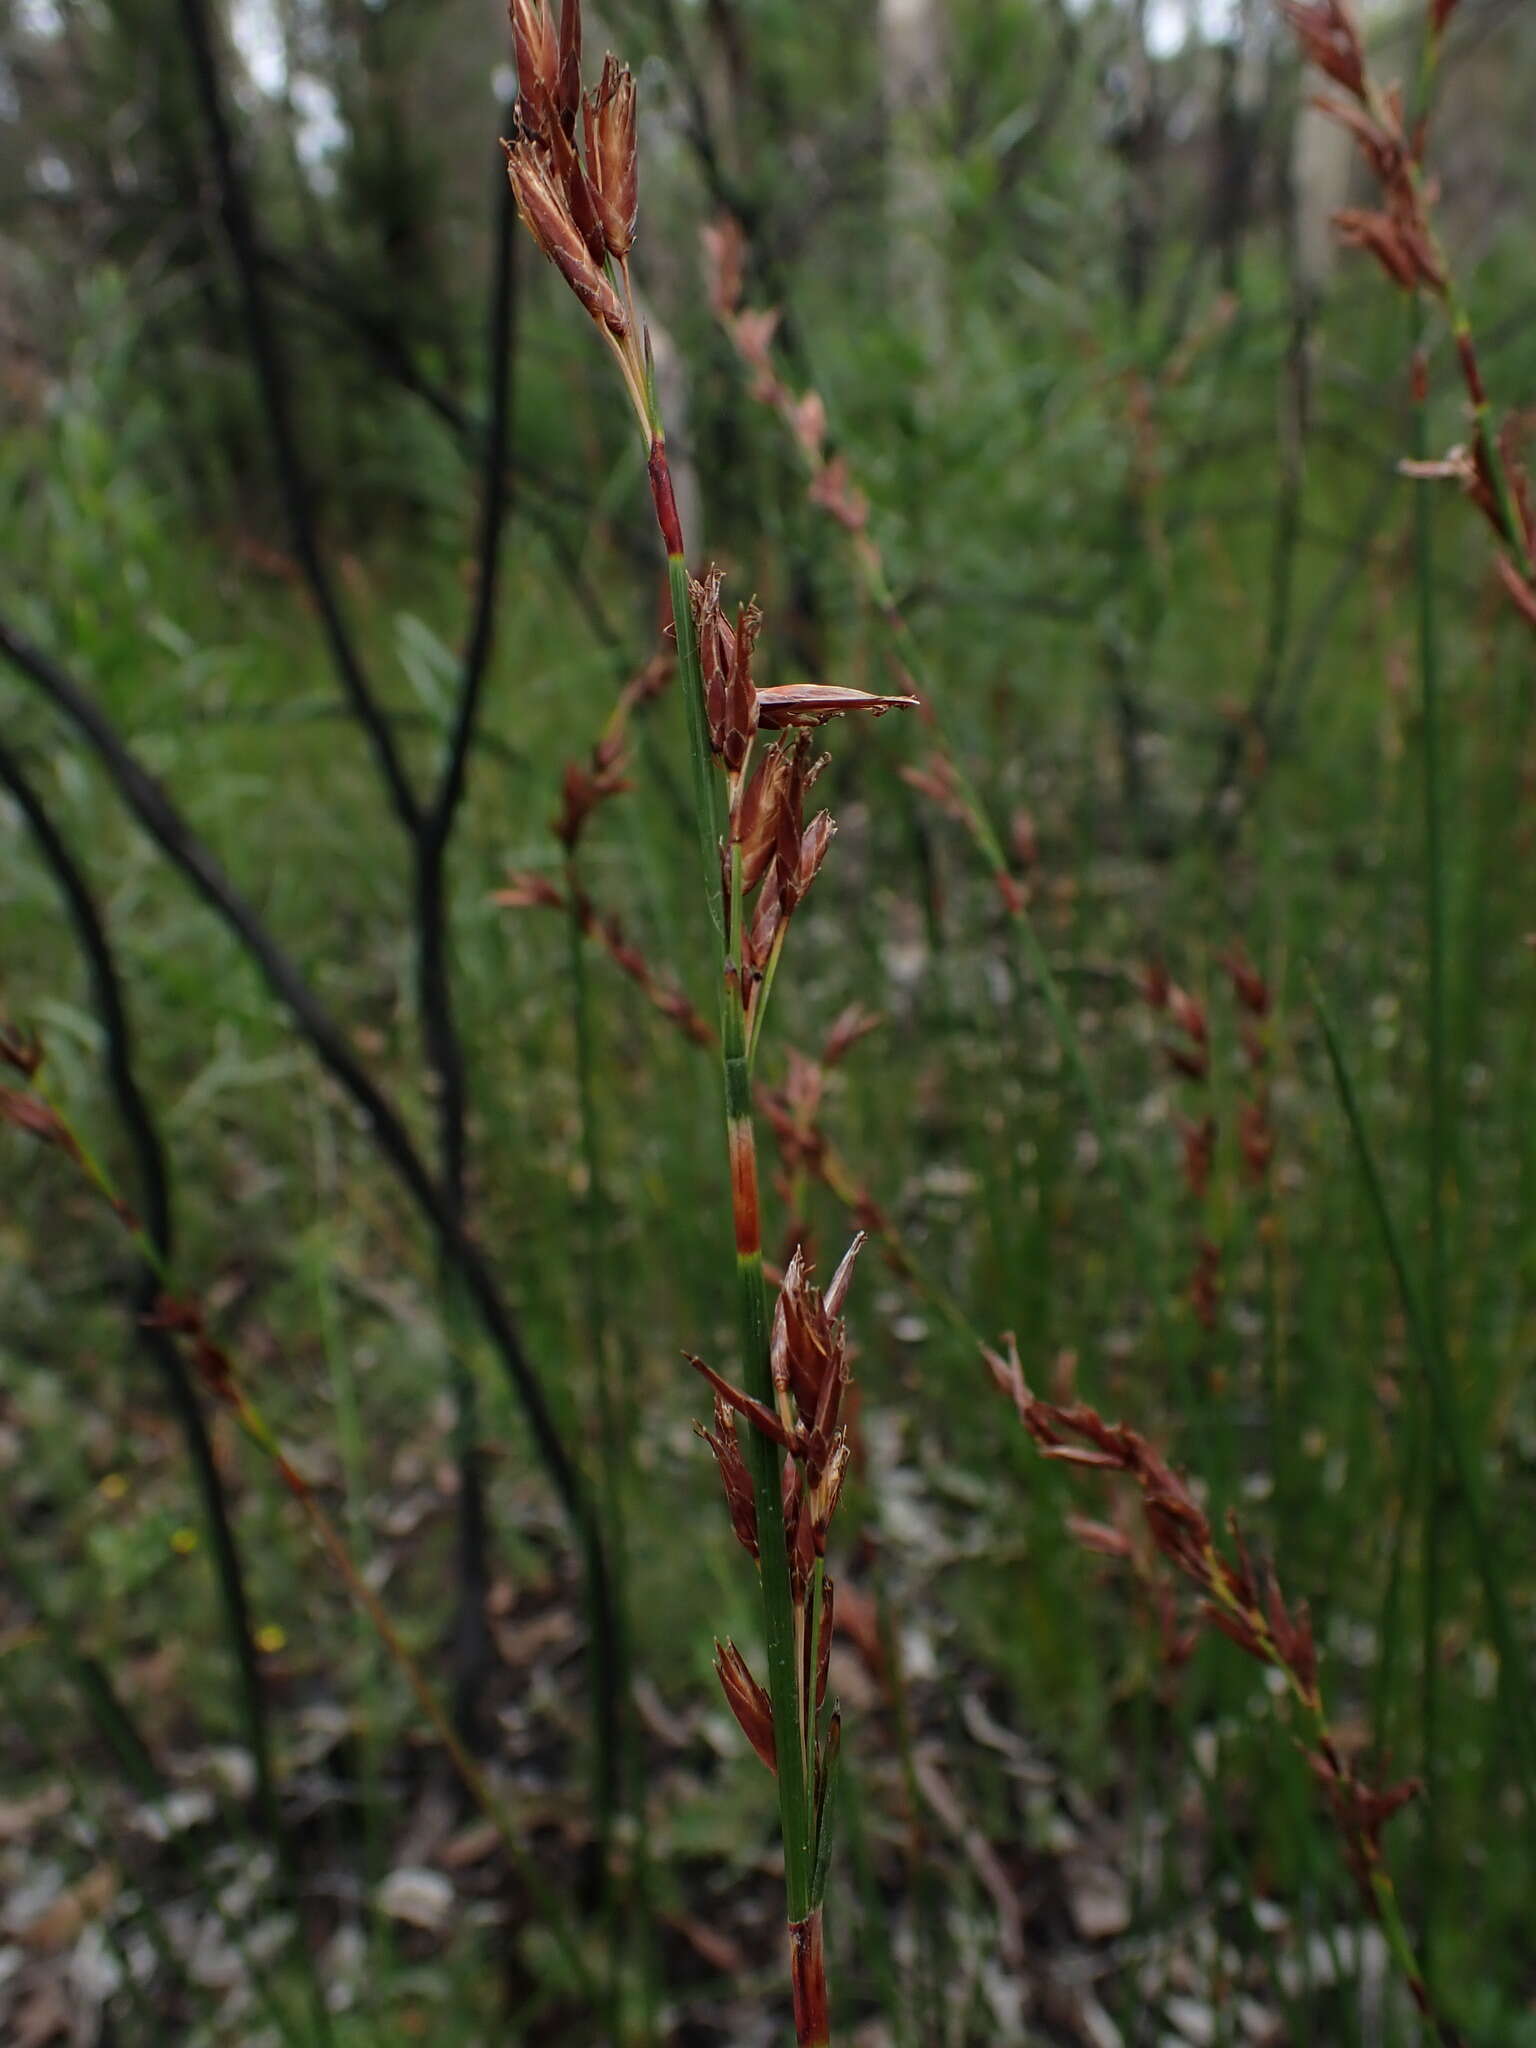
1410;288;1449;1989
1311;979;1536;1827
664;528;816;1925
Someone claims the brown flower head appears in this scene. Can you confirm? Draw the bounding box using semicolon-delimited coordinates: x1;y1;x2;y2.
690;571;761;773
583;53;638;258
715;1639;776;1772
695;1397;759;1558
1276;1;1367;101
503;125;628;336
509;0;560;132
755;681;919;731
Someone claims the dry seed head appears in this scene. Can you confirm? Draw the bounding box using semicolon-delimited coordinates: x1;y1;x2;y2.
509;0;560;132
735;736;801;891
556;0;583;131
771;1238;863;1456
1276;0;1367;101
545;114;609;269
788;811;835;914
1332;207;1445;296
715;1640;777;1772
701;215;745;318
493;870;566;912
553;742;632;849
807;454;870;534
584;54;638;259
755;680;919;730
1314;94;1408;189
1220;944;1270;1018
0;1024;42;1078
503;129;629;337
695;1397;759;1558
690;572;760;771
821;1002;882;1069
1;1085;87;1173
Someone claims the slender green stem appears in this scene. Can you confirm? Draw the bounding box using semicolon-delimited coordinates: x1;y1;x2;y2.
664;528;816;1923
1409;289;1449;1986
1311;978;1536;1825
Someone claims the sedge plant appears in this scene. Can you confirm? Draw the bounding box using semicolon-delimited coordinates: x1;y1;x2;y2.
498;2;916;2032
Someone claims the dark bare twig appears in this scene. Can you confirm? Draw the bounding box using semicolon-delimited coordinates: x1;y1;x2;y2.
0;736;274;1827
173;0;600;1760
413;125;519;1743
174;0;420;836
257;244;644;640
0;612;616;1777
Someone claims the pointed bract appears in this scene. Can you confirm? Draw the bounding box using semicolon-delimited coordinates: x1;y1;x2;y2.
585;54;639;258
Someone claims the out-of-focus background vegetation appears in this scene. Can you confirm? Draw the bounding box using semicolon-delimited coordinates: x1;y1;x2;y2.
4;0;1536;2040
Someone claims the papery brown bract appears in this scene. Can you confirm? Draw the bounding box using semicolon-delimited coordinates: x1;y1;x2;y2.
701;215;745;319
555;0;583;130
715;1639;776;1772
509;0;560;131
584;53;638;258
1276;0;1367;100
0;1025;42;1078
503;130;628;335
755;682;919;730
696;1397;759;1558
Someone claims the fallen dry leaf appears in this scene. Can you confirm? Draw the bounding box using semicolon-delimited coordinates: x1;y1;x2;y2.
16;1865;116;1952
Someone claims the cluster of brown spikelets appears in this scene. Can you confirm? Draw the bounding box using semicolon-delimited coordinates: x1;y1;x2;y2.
984;1332;1450;2036
690;1237;863;1782
1140;947;1275;1332
1279;0;1536;634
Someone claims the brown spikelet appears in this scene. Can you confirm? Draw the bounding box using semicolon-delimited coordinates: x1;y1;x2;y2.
715;1640;777;1772
555;0;583;130
701;215;745;318
695;1398;759;1558
690;572;762;771
1;1086;87;1172
509;0;560;132
584;53;638;258
754;681;919;730
821;1003;882;1069
1276;0;1367;101
1495;556;1536;632
0;1025;42;1078
735;737;800;891
552;737;632;849
1332;207;1445;295
503;130;629;336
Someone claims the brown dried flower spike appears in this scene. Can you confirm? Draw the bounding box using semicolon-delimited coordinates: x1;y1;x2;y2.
503;1;648;428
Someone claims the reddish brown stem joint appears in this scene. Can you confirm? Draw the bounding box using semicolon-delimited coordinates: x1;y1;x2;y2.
648;436;685;557
790;1909;829;2046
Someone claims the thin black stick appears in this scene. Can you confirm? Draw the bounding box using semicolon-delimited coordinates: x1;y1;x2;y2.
174;0;421;836
0;615;616;1750
174;0;517;1751
413;125;519;1742
0;734;276;1830
257;247;638;644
